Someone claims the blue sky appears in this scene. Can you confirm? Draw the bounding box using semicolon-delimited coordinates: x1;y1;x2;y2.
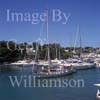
0;0;100;47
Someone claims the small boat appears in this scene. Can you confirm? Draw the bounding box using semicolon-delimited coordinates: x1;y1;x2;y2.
96;90;100;100
94;84;100;87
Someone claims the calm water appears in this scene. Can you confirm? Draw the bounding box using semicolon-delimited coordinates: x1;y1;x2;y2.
0;66;100;100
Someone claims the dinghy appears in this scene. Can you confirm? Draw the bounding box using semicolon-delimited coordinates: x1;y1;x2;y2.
94;84;100;87
96;90;100;100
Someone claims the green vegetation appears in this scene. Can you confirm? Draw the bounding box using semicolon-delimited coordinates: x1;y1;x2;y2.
0;40;97;64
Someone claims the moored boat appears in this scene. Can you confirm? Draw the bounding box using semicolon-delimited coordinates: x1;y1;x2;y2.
66;58;96;70
34;69;75;79
33;10;76;79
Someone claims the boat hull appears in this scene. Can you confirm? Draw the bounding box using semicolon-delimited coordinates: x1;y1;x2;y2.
34;70;75;79
74;64;96;70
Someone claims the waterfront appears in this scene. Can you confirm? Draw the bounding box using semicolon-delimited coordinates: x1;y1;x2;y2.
0;66;99;100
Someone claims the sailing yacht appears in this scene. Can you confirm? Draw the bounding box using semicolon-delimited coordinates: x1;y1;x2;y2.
67;25;96;70
34;10;75;78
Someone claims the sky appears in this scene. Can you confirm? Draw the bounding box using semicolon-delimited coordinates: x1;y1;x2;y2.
0;0;100;47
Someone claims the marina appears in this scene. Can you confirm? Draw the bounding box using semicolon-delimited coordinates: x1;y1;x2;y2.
0;0;99;99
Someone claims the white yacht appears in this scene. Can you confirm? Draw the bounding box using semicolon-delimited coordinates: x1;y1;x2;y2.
66;58;95;70
11;60;34;67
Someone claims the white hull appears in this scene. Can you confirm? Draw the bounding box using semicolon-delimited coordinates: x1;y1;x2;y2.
11;60;34;66
96;90;100;100
94;84;100;87
70;63;95;70
34;69;75;79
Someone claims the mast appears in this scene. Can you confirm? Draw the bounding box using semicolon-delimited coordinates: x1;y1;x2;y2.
79;25;82;58
73;24;82;59
55;43;58;59
46;10;51;65
73;25;79;56
59;44;61;60
34;42;39;62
